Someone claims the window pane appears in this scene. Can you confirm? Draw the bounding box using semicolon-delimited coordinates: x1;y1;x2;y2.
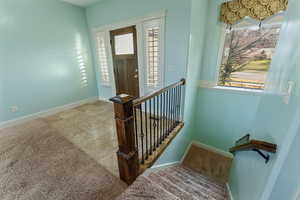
218;24;282;89
114;33;134;55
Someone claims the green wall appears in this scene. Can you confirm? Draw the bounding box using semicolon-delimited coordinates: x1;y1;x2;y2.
2;1;299;199
252;0;300;198
194;88;261;151
85;0;195;164
268;108;300;200
0;0;97;123
155;0;209;165
187;0;300;199
186;2;264;198
192;0;261;152
86;0;191;99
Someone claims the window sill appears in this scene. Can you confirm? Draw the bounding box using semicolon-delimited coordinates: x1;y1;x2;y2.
199;84;268;96
213;86;264;94
100;84;111;88
199;85;288;97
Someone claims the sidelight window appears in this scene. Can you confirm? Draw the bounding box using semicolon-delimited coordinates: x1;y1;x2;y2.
143;18;164;91
95;31;110;86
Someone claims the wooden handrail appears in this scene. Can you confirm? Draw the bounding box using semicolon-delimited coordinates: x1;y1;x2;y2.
229;140;277;153
133;79;186;106
229;134;277;163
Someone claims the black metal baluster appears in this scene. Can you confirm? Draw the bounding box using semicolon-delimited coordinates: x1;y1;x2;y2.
169;89;172;131
175;87;178;126
171;88;174;131
179;85;182;120
178;86;181;123
173;87;177;125
168;89;171;135
139;104;144;164
153;97;157;151
165;91;169;137
149;99;153;154
163;92;167;140
144;101;148;159
176;86;180;124
175;86;178;126
134;107;139;151
160;94;163;144
172;87;175;129
156;95;159;147
172;87;175;127
156;95;158;147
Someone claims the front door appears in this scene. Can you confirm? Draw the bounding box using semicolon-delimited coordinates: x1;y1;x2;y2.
110;26;140;98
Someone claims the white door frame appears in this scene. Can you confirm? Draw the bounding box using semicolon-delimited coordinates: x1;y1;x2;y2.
92;10;166;97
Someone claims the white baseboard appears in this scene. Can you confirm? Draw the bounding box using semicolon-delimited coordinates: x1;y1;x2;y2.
142;161;180;175
227;183;234;200
0;97;98;129
99;97;112;103
180;142;193;163
151;161;180;169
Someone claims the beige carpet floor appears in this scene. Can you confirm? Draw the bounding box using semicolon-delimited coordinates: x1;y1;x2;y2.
0;118;126;200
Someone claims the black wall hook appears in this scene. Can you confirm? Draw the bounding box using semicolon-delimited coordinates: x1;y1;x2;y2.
253;149;270;164
230;135;277;164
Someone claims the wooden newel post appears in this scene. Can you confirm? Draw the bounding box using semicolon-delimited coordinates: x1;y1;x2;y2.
109;94;139;185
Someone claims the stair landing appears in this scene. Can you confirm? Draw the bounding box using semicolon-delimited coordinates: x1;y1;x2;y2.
116;165;229;200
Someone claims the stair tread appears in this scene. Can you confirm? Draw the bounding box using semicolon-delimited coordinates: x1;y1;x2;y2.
147;173;199;200
156;166;228;199
115;176;179;200
116;166;229;200
153;167;227;200
167;166;226;191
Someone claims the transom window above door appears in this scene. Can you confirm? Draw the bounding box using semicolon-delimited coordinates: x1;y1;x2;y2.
114;33;134;55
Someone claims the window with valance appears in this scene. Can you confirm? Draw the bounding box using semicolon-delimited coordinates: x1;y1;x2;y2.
214;0;289;91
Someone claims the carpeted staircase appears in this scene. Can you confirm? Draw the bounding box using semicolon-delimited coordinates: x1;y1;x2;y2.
116;165;229;200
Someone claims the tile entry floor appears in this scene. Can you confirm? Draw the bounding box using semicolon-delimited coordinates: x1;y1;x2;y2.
1;100;119;177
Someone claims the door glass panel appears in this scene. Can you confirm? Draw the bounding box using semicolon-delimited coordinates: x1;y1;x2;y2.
114;33;134;55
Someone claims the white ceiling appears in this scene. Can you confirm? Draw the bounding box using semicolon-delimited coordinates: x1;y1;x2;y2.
61;0;105;7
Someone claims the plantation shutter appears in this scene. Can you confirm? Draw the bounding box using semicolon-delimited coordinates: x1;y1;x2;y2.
95;31;110;86
143;19;163;91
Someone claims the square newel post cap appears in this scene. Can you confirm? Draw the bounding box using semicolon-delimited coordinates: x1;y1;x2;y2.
180;78;186;85
109;94;136;104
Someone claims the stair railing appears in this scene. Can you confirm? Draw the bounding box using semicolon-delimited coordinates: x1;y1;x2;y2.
110;79;185;184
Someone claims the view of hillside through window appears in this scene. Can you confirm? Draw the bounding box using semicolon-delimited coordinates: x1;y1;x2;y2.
218;24;282;89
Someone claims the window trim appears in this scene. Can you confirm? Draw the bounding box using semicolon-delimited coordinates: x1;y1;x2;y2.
215;23;227;89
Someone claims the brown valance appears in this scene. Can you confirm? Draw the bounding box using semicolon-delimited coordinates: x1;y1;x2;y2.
220;0;288;25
